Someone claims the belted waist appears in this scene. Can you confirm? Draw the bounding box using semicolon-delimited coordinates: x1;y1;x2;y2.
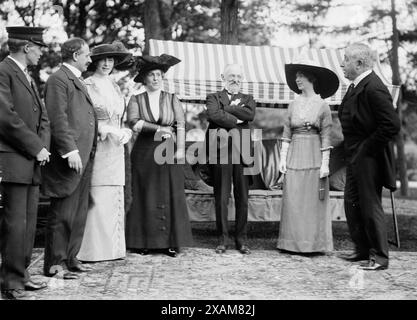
292;127;319;135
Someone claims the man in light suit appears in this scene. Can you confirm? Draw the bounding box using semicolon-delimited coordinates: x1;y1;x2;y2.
0;26;50;299
205;64;256;254
42;38;97;279
338;43;401;270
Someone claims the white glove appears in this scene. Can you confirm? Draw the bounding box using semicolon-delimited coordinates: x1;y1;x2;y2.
118;128;132;145
98;124;119;141
279;141;289;174
320;150;330;178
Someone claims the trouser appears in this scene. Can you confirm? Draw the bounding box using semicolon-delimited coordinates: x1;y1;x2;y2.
344;156;389;266
211;163;249;248
0;183;39;290
43;161;93;275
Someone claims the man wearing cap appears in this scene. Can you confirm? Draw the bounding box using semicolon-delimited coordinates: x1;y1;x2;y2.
338;43;401;270
0;26;50;299
205;63;256;255
41;38;97;279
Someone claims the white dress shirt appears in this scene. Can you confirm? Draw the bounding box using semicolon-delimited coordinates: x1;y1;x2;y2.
352;69;372;88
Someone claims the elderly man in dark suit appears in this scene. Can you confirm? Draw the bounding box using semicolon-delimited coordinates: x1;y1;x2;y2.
338;43;401;270
0;26;50;299
42;38;97;279
206;63;256;255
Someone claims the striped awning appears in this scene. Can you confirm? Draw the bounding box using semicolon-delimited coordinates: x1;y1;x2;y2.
149;39;400;106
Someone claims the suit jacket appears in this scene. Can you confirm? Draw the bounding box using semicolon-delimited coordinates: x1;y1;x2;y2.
0;57;50;185
338;71;401;191
205;89;256;162
41;65;97;198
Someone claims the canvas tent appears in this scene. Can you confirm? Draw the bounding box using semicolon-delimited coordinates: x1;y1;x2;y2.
148;39;398;222
149;39;400;107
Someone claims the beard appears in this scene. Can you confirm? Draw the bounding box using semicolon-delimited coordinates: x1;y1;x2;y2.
226;82;240;94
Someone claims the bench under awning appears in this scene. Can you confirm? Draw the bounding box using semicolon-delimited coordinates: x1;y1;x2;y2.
149;39;400;107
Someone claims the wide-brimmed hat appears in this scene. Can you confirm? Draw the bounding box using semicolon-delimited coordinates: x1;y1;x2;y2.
133;54;181;83
285;58;339;98
88;41;132;70
6;26;47;47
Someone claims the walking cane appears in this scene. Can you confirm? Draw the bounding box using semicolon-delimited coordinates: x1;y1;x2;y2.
388;191;400;248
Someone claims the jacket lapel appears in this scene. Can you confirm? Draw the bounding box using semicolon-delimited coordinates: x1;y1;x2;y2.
219;89;230;107
61;65;94;106
6;58;34;95
6;58;44;110
345;72;373;118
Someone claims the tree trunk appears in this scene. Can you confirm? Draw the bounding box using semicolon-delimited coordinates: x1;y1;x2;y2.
143;0;165;54
220;0;239;44
390;0;408;196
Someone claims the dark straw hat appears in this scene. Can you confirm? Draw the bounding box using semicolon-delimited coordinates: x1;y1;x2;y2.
133;54;181;83
285;58;339;99
87;41;132;72
6;26;47;47
89;41;131;64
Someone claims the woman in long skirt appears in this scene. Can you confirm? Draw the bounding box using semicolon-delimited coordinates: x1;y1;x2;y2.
277;59;340;253
125;54;193;257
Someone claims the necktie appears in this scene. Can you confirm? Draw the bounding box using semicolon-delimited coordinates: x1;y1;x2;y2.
345;83;355;98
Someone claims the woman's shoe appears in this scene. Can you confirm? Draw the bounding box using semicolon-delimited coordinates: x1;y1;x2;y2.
132;248;149;255
165;248;178;257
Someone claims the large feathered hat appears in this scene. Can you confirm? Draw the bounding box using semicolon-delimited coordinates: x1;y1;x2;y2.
133;54;181;83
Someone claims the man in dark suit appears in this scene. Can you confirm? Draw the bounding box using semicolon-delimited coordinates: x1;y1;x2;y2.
206;64;256;254
0;26;50;299
42;38;97;279
338;43;401;270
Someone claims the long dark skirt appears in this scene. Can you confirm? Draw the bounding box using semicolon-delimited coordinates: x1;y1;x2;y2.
125;133;193;249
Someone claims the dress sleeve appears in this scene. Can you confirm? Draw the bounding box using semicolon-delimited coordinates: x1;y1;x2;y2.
281;101;293;143
126;94;159;133
319;101;333;151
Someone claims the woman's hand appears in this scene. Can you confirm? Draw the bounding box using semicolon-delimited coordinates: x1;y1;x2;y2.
319;164;329;178
118;128;132;145
278;158;287;174
158;126;174;140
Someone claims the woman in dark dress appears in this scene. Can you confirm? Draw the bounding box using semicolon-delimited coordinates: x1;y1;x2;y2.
126;54;192;257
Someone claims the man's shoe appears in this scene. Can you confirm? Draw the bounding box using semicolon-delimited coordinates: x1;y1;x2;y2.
237;245;251;255
215;244;226;254
24;280;47;291
1;289;27;300
338;252;368;262
62;272;80;280
68;263;93;273
358;260;388;271
45;265;80;280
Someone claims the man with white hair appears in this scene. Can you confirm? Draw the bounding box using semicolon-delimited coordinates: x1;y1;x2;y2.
205;63;256;254
338;43;400;270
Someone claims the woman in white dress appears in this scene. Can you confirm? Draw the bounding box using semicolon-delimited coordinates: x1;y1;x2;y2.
77;42;132;262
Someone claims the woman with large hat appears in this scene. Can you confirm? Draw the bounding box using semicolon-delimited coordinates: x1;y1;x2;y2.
125;54;193;257
277;58;339;253
77;41;132;262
